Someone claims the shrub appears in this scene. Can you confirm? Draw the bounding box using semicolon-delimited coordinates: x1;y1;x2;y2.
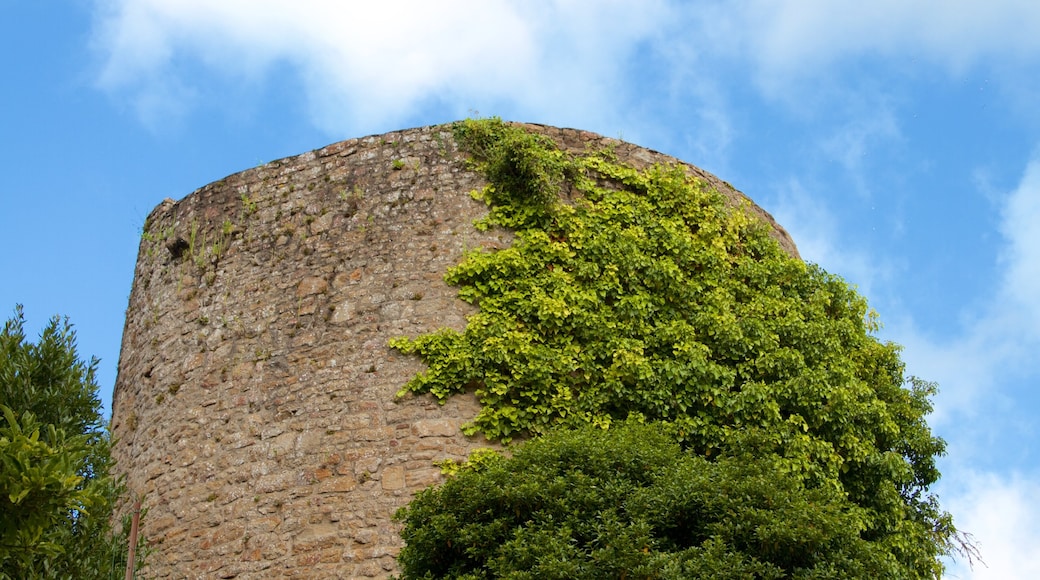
396;422;903;579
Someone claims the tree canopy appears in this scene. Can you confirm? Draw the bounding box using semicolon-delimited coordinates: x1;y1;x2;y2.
391;119;961;577
397;421;916;579
0;306;138;579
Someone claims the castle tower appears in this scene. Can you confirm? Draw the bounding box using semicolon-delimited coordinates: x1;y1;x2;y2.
110;122;797;578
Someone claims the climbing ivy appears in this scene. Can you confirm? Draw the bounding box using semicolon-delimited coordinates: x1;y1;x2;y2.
391;118;956;575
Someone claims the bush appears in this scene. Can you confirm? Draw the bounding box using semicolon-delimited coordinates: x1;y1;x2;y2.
396;422;903;579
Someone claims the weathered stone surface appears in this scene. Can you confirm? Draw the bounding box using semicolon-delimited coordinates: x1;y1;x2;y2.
111;122;798;578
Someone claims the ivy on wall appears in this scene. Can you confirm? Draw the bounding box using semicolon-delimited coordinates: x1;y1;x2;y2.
391;118;954;574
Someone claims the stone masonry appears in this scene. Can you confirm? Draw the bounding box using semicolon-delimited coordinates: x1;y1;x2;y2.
110;122;798;578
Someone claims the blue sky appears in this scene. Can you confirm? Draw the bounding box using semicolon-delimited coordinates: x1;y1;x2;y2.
2;1;1039;576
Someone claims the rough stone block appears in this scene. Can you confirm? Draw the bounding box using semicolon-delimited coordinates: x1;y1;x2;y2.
380;466;406;490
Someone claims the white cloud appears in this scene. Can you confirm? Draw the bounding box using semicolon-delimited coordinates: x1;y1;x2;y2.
91;0;671;135
941;471;1040;579
91;0;1040;136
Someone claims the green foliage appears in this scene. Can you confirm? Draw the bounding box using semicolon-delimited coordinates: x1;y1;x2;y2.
0;407;95;571
0;306;141;579
396;421;904;579
241;193;258;216
434;447;500;477
451;118;571;216
392;118;959;576
0;308;105;446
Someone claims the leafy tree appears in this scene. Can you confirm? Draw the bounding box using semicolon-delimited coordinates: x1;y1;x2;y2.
392;119;965;577
0;306;138;579
396;421;902;579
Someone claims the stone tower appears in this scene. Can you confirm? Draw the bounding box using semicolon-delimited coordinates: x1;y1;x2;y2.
110;122;798;578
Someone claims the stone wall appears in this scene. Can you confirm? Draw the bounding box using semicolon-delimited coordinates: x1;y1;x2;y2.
110;122;797;578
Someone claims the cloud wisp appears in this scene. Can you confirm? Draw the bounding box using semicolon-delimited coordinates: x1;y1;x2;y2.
687;0;1040;90
926;156;1040;417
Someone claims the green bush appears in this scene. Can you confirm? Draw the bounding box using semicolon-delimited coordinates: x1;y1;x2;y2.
396;422;903;579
